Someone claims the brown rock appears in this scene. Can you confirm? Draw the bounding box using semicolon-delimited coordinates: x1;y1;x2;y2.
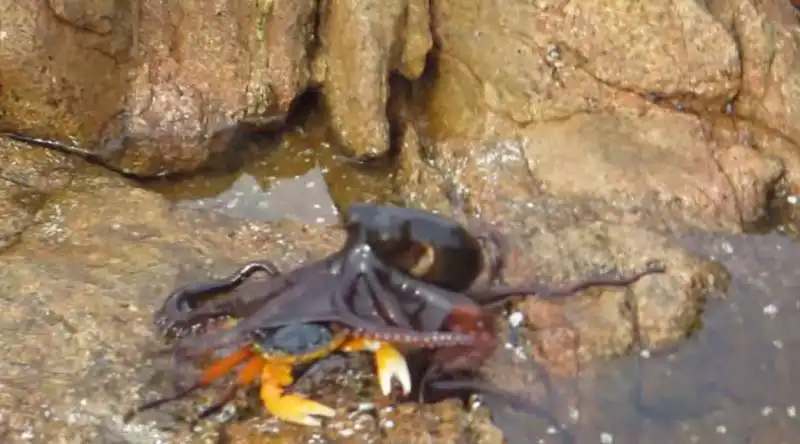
315;0;433;158
500;206;727;363
0;2;131;151
402;0;796;232
426;0;739;139
708;0;800;204
718;0;800;150
0;0;311;176
0;137;77;250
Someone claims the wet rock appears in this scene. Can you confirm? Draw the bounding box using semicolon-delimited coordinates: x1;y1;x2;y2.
426;0;739;139
0;152;502;442
471;197;728;365
0;2;132;158
406;0;798;231
219;398;502;444
484;229;800;444
409;109;783;231
91;0;308;176
0;137;77;251
2;0;432;173
314;0;432;158
717;0;800;160
0;0;309;176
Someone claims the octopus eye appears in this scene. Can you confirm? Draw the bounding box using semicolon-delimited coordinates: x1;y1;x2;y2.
408;243;436;278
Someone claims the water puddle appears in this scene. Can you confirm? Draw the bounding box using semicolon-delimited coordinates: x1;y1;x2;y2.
488;230;800;444
145;110;398;225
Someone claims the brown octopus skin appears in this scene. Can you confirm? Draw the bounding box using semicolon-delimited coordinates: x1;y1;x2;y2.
155;204;664;379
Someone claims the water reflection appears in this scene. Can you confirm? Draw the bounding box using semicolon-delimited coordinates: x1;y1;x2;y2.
146;112;397;224
488;231;800;444
169;169;340;225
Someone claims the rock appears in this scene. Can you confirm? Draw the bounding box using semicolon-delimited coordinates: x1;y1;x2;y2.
426;0;739;138
1;0;433;173
719;0;800;153
0;149;502;442
4;0;800;191
397;0;800;232
713;0;800;199
473;197;728;366
406;109;783;231
221;398;502;444
483;229;800;443
0;1;131;162
0;138;77;250
314;0;433;158
0;0;308;176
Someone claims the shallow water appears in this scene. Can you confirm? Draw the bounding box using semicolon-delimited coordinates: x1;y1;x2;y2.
146;112;398;224
488;230;800;444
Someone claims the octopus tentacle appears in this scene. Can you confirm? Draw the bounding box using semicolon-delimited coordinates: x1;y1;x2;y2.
326;249;476;346
160;274;294;339
156;261;283;334
350;328;475;348
361;270;412;328
466;261;666;309
170;275;335;358
183;258;329;318
160;258;341;340
161;261;279;313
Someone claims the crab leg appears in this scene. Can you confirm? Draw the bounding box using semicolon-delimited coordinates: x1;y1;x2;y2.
127;347;256;418
341;338;412;397
259;361;336;426
194;353;267;421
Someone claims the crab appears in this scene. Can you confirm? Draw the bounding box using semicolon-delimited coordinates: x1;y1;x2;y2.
129;320;413;426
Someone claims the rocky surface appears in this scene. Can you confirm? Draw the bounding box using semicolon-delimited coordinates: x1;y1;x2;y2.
0;140;504;443
2;0;799;201
0;136;729;444
484;231;800;444
399;0;800;232
0;1;303;175
1;1;799;443
313;0;432;158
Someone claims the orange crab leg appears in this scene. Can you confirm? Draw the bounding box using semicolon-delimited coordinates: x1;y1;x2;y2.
236;354;267;385
190;352;269;422
128;346;256;418
198;347;255;385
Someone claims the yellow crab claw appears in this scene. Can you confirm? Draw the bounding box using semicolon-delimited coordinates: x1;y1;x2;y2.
343;338;412;397
260;362;336;426
374;342;412;396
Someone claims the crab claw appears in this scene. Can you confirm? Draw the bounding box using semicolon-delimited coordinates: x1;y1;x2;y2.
375;342;412;396
260;362;336;426
261;390;337;426
342;338;412;397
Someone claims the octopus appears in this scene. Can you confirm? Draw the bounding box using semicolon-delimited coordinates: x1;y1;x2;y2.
129;203;666;427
